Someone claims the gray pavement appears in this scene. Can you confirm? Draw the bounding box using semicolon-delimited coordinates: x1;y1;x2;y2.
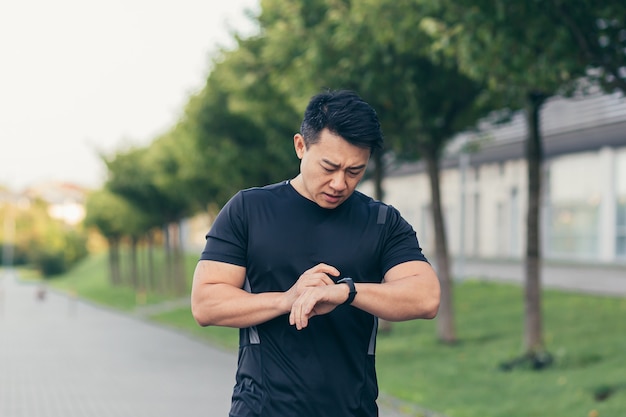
0;270;412;417
0;270;235;417
452;258;626;296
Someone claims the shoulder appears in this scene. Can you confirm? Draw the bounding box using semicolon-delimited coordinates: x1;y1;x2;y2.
240;181;290;197
350;190;400;223
210;182;291;235
236;181;293;206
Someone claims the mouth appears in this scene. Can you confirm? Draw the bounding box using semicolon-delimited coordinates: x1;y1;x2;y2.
323;193;342;203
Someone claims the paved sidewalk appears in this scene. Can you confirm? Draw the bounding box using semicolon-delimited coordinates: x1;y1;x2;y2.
452;259;626;296
0;270;235;417
0;271;414;417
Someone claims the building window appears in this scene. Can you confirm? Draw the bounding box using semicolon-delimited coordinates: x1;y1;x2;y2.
547;203;599;260
497;202;506;256
510;187;519;257
617;198;626;258
473;193;480;256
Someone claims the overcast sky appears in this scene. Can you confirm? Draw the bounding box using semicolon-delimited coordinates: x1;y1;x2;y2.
0;0;259;191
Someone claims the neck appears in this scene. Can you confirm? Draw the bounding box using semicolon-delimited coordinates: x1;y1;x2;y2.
289;174;306;197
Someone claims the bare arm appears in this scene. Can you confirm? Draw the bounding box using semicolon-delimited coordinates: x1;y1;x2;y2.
191;260;340;328
191;260;286;328
290;260;440;330
352;260;440;321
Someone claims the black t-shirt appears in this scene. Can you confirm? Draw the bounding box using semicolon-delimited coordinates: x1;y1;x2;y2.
200;181;428;417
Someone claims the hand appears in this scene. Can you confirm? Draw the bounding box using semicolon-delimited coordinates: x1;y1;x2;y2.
287;263;347;330
283;263;338;308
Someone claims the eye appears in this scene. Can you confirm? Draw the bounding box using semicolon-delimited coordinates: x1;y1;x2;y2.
347;170;362;177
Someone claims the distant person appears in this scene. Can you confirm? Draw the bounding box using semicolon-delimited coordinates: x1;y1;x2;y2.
191;89;440;417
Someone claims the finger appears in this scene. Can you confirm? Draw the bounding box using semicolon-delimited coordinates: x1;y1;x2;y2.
305;263;341;278
289;308;295;326
301;273;334;287
290;302;303;330
292;292;315;330
289;295;302;328
293;297;308;330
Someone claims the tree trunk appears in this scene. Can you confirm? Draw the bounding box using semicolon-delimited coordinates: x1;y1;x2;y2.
108;237;121;286
171;221;187;296
130;236;139;290
524;91;547;355
425;151;456;344
163;224;173;294
146;232;156;292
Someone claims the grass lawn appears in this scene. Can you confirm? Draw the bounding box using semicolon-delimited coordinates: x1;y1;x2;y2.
374;280;626;417
47;254;626;417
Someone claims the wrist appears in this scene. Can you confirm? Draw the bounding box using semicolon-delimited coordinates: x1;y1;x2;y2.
336;277;357;305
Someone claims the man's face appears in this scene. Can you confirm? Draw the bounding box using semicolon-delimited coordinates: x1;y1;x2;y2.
293;128;370;209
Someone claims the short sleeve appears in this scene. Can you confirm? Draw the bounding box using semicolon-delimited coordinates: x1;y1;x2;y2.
379;205;428;276
199;191;248;267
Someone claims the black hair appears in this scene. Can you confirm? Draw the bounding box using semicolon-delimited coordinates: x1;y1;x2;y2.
300;90;384;154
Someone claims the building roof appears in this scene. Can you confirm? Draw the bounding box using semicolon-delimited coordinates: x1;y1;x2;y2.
387;90;626;176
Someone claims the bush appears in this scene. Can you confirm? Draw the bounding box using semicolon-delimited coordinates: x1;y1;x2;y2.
35;249;67;277
30;229;89;277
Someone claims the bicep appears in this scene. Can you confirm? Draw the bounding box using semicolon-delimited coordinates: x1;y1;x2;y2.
383;260;438;284
192;259;246;289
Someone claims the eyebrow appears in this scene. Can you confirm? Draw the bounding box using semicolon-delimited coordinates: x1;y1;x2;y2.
322;158;367;171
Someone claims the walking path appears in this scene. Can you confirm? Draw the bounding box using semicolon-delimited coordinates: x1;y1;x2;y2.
452;258;626;296
0;269;235;417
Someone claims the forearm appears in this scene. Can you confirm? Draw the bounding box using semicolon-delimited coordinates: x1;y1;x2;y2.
191;283;288;328
352;275;440;321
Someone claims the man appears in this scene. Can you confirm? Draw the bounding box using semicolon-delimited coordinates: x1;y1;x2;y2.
191;90;440;417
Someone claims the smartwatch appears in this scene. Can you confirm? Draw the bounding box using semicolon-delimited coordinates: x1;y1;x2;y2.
337;277;357;305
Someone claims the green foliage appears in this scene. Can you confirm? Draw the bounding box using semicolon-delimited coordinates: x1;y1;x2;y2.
33;248;66;276
50;250;182;310
258;0;491;159
180;36;300;209
1;197;89;277
103;144;190;225
547;1;626;94
30;226;89;277
432;0;590;104
84;189;138;239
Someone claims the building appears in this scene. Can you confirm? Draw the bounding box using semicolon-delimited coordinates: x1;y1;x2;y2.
23;181;87;226
359;90;626;265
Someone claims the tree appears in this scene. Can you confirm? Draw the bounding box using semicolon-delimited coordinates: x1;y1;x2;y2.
548;1;626;94
433;0;591;363
84;189;141;286
180;37;300;211
104;144;192;296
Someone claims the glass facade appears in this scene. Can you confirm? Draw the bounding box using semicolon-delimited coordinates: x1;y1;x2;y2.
617;199;626;258
616;150;626;259
547;203;599;259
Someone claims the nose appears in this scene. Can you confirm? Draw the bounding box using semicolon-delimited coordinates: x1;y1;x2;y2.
329;171;347;192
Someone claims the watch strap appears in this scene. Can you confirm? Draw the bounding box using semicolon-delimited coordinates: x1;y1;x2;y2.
337;277;356;305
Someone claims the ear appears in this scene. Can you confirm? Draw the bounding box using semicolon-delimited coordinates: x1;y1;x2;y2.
294;133;306;159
